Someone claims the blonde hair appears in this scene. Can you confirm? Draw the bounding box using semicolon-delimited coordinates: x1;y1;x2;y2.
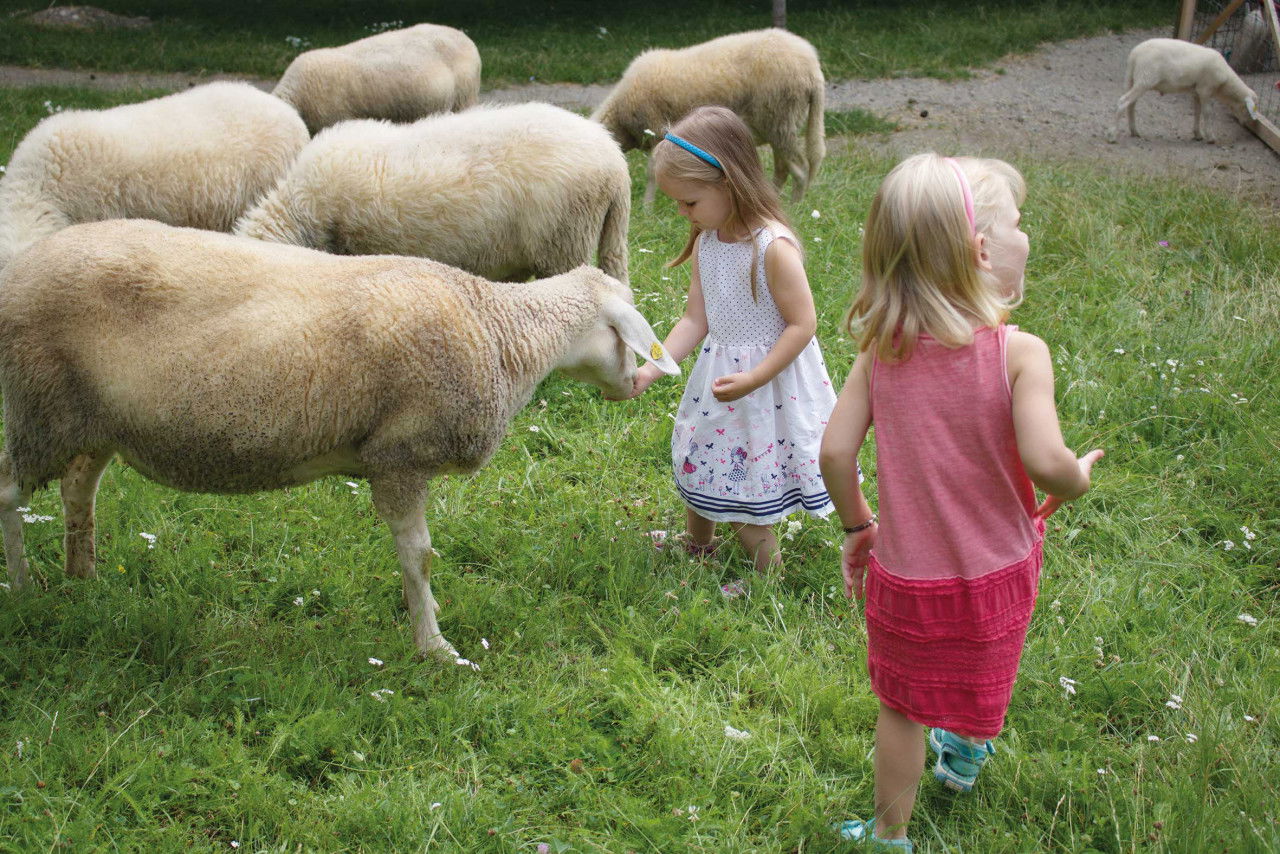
846;152;1026;362
653;105;794;301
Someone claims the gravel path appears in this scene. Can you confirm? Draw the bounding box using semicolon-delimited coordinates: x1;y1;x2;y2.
3;27;1277;203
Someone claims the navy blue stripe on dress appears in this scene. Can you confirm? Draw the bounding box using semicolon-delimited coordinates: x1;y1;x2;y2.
676;482;831;517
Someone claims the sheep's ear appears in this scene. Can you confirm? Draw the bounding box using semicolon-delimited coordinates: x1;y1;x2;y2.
603;296;681;375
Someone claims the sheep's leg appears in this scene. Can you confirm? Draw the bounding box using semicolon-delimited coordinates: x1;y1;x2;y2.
642;154;658;209
1110;87;1144;142
0;453;32;590
371;474;457;661
1192;91;1213;143
769;138;809;203
60;451;114;580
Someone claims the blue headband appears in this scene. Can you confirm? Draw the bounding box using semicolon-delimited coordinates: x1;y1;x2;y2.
663;133;723;171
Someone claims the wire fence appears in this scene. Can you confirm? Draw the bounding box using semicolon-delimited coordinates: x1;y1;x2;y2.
1185;0;1280;146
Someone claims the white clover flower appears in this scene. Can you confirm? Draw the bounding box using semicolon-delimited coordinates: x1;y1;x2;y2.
1113;348;1125;354
1096;767;1107;775
1241;526;1256;541
345;481;360;494
1165;699;1182;710
455;657;480;671
724;724;752;741
812;237;823;242
1146;735;1160;742
370;688;395;702
783;519;803;540
430;802;442;810
811;209;821;219
1059;676;1078;697
139;532;157;549
22;513;54;524
1237;613;1258;627
1223;540;1235;551
528;425;540;432
1185;733;1198;743
1244;715;1257;722
368;657;384;667
293;596;304;606
1176;454;1184;461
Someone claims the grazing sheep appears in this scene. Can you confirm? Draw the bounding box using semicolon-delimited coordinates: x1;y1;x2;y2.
591;28;825;205
235;102;631;284
0;220;678;660
1108;38;1261;144
0;82;307;270
273;23;481;135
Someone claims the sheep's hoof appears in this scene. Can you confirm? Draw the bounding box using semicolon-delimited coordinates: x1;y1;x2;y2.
416;637;461;664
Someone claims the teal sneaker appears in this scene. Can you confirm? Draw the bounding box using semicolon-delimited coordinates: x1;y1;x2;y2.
833;819;913;852
929;727;996;792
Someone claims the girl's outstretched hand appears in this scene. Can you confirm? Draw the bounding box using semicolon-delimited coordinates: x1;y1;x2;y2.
842;522;877;600
625;363;663;400
1034;448;1105;520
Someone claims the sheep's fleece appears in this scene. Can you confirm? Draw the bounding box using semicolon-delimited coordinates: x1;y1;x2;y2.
0;82;307;269
235;102;631;284
0;220;677;658
272;23;481;134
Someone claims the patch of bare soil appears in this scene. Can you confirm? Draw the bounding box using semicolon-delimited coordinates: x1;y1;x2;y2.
1;27;1276;203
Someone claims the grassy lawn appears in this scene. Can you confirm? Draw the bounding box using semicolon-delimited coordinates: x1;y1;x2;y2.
0;0;1173;85
0;79;1276;851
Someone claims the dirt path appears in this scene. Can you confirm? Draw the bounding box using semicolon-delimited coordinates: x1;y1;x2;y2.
3;27;1277;203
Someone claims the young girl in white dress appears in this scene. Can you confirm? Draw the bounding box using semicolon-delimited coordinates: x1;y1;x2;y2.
629;106;840;590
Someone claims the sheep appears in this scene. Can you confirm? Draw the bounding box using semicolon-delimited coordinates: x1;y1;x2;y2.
272;23;481;135
0;82;308;270
590;28;825;205
0;219;679;660
1107;38;1261;144
234;102;631;284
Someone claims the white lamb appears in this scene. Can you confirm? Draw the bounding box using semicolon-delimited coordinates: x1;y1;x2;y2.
0;82;308;271
235;102;631;284
0;219;678;660
591;28;825;205
273;23;481;135
1108;37;1261;144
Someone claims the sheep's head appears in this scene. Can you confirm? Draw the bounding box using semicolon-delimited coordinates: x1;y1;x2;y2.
557;275;679;399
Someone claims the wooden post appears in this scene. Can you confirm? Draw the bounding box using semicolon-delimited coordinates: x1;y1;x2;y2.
1176;0;1198;39
772;0;786;29
1194;0;1246;43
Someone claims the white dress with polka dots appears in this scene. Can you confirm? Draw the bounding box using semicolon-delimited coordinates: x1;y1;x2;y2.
671;225;836;524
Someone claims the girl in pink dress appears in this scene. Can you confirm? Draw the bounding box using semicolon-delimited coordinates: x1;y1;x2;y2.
819;153;1103;850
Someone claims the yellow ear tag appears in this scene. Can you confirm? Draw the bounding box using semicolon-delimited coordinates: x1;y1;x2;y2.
650;342;664;361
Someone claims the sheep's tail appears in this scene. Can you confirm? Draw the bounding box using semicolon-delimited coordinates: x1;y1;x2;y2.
598;187;630;285
232;186;314;248
805;81;826;189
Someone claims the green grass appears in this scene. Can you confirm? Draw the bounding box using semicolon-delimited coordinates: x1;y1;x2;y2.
0;0;1174;85
1;42;1278;854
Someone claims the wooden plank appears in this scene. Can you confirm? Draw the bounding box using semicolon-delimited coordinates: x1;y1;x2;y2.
1246;112;1280;153
1177;0;1199;40
1194;0;1246;43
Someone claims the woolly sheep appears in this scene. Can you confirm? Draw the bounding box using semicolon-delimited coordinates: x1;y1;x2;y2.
0;220;679;660
234;102;631;284
591;28;825;205
1107;38;1261;144
273;23;481;135
0;82;307;270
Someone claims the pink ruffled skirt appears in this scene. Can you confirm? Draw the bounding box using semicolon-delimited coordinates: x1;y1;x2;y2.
864;527;1044;740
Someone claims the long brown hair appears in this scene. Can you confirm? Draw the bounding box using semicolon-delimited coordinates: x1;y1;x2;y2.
652;106;794;301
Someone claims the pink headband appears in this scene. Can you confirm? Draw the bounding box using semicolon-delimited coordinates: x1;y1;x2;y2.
943;157;976;236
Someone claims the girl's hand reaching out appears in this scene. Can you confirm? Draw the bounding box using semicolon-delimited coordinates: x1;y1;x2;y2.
712;371;759;402
842;521;878;600
625;363;664;400
1034;448;1104;520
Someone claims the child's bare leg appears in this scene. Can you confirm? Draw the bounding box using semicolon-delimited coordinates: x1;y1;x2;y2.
873;702;925;841
729;522;781;574
686;507;717;548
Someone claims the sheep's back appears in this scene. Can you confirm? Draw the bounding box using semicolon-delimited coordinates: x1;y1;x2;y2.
0;221;504;490
7;83;306;232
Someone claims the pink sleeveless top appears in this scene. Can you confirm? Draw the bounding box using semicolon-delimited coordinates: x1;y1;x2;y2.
869;324;1038;580
863;324;1045;738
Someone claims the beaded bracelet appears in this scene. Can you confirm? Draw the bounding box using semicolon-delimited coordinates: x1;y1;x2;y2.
842;515;877;534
